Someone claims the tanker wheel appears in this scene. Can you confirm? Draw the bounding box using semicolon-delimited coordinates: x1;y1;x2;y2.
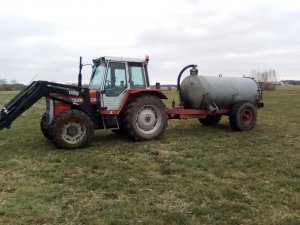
50;109;94;149
123;95;168;141
229;101;257;131
199;115;222;126
40;113;51;139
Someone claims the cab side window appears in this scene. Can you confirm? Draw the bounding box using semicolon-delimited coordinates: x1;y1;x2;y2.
105;62;127;96
128;62;146;89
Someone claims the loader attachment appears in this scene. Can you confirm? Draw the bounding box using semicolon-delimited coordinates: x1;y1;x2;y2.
0;81;93;130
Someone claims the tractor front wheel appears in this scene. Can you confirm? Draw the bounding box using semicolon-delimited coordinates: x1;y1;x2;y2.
50;110;94;149
123;95;168;141
40;113;51;139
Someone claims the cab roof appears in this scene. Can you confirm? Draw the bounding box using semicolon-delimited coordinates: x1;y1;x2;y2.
93;56;145;65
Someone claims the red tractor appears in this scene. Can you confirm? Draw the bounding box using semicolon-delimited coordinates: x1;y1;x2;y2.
1;56;169;149
0;56;263;149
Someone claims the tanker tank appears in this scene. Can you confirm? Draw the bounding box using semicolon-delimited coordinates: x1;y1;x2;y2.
180;74;262;110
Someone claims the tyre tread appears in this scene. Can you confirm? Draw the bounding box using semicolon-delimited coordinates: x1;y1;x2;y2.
40;113;50;139
123;95;168;141
229;101;257;131
49;110;94;149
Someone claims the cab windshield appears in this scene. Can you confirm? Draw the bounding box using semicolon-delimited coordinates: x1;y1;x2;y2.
89;64;105;89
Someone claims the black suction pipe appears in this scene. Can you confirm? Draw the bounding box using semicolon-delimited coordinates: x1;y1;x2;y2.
177;64;197;106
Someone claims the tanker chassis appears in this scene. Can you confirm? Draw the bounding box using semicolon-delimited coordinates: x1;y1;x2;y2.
0;56;263;149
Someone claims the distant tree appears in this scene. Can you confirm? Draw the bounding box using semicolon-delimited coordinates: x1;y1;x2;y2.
249;69;278;90
0;84;12;91
250;69;278;83
0;79;26;91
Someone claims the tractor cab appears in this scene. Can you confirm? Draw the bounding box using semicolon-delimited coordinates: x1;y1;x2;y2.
89;56;150;110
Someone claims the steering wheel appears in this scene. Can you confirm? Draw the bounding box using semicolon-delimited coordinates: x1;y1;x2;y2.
105;80;111;87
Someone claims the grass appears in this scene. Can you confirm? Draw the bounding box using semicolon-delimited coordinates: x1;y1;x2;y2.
0;86;299;225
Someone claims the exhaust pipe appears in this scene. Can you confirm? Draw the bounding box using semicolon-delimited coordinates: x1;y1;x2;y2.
78;56;83;87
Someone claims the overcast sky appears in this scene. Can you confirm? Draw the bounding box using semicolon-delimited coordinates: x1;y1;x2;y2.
0;0;299;84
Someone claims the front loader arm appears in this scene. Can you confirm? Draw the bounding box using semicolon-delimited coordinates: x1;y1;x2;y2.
0;81;91;130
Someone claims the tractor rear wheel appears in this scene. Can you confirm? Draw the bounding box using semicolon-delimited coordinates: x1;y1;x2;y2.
50;110;94;149
123;95;168;141
229;101;256;131
40;113;50;139
199;115;222;126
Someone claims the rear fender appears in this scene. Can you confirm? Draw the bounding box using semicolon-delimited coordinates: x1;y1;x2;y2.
119;89;168;113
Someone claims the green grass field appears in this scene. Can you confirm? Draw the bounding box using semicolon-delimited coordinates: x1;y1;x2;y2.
0;87;299;225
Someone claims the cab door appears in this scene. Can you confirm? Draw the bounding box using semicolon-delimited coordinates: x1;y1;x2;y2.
128;62;147;89
102;62;128;110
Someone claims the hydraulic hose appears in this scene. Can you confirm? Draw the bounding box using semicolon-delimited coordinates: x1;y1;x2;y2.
177;64;197;106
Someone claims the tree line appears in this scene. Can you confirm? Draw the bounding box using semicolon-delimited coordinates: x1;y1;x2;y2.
249;69;278;90
0;79;26;91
